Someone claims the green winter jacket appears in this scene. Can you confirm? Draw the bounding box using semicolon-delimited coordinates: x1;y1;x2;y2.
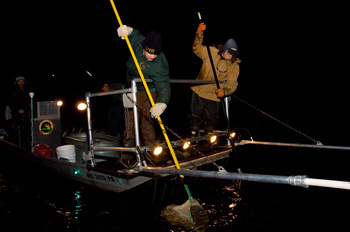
126;29;171;105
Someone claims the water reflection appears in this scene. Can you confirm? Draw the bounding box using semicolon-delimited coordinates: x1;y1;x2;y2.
74;188;84;220
43;186;86;230
202;180;242;229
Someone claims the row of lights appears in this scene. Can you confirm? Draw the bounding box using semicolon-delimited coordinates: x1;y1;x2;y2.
56;100;237;156
151;131;236;156
56;100;87;111
56;101;234;144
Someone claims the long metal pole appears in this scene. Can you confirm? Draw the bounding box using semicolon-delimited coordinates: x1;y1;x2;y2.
140;167;308;187
131;79;140;148
131;79;143;166
205;45;232;134
138;167;350;190
89;88;132;98
85;92;95;166
236;140;350;151
29;92;34;151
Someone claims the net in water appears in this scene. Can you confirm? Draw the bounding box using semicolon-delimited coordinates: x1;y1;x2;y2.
161;198;209;230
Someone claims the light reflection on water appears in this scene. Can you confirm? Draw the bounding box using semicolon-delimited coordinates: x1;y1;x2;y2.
201;180;242;229
2;163;349;232
74;188;84;220
59;180;242;231
0;164;243;231
2;147;350;231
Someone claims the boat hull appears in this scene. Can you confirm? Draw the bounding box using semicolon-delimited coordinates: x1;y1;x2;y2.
0;139;151;192
0;138;232;193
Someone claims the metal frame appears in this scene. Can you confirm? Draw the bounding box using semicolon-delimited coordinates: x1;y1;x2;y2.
85;78;230;166
82;78;350;191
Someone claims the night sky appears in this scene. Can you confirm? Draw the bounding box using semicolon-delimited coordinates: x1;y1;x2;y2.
2;1;350;146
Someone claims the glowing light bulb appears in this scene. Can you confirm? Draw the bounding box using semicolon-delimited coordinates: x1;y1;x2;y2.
209;135;217;144
57;100;63;107
77;102;87;111
182;141;191;150
153;146;163;156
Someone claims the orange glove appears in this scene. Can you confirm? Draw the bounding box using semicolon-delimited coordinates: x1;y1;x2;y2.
197;22;206;34
215;88;225;98
102;84;110;92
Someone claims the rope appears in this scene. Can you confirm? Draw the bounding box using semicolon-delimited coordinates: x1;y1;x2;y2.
231;94;322;145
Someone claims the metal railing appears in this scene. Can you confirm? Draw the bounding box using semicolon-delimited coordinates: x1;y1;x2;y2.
85;78;229;166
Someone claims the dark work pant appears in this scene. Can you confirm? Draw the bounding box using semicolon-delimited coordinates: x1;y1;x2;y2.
190;92;220;133
12;116;31;149
127;92;157;146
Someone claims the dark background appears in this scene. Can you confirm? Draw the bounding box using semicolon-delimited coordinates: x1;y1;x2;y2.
1;2;350;231
2;1;350;146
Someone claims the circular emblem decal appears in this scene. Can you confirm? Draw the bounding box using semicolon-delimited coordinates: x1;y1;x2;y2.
140;62;146;69
39;120;54;135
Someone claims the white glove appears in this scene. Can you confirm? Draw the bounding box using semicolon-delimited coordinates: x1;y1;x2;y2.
117;25;133;40
150;103;167;118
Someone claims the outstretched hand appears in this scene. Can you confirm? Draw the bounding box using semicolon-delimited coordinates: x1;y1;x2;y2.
197;22;206;34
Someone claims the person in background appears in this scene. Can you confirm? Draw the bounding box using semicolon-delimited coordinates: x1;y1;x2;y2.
8;76;32;148
117;25;171;146
190;22;241;137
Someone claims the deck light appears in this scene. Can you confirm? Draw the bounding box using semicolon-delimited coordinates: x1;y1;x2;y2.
229;131;236;139
182;141;191;150
208;134;217;144
77;102;87;111
152;145;163;156
57;100;63;107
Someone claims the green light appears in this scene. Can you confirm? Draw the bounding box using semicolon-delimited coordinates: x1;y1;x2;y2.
74;169;81;175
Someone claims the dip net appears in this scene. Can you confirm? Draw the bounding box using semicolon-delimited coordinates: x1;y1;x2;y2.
161;184;209;231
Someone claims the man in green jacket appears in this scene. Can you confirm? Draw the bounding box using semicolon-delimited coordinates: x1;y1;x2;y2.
117;25;171;146
190;22;241;136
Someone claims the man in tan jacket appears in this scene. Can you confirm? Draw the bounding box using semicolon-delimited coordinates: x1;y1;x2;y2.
190;22;241;136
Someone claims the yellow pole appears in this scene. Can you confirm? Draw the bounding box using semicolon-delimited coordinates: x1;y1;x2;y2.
110;0;182;171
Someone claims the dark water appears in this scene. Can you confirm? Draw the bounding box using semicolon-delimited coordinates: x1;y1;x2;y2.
1;146;349;232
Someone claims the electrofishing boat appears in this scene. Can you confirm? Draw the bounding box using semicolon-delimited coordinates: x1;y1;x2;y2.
1;78;350;193
0;79;235;193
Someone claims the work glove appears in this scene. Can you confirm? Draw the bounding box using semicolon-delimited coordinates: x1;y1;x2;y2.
102;84;110;92
150;103;167;118
117;25;133;40
197;22;206;34
215;88;225;98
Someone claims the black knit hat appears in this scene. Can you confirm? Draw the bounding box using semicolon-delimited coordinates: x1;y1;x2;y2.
143;30;162;55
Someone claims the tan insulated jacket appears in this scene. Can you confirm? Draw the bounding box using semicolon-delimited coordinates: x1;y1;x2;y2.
191;33;241;102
